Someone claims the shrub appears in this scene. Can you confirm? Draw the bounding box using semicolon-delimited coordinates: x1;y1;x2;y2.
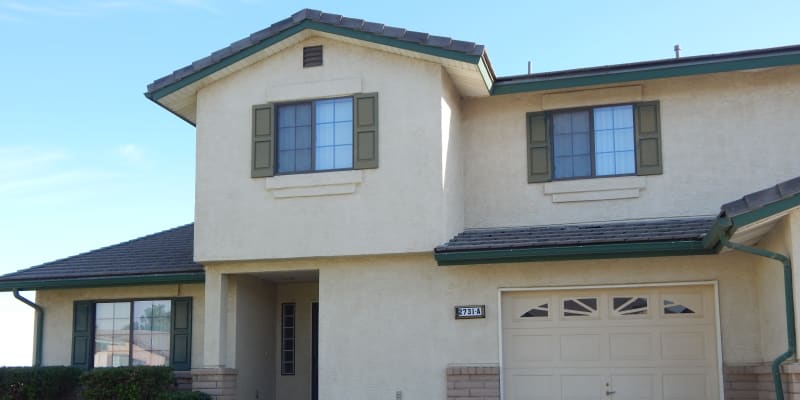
0;366;82;400
80;366;174;400
157;392;212;400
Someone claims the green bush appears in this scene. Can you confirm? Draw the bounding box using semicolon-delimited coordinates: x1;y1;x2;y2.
157;391;212;400
0;366;82;400
80;366;174;400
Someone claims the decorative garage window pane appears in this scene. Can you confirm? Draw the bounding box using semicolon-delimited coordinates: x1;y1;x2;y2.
281;303;296;375
563;297;598;317
612;296;648;316
520;302;549;318
662;293;702;315
94;300;171;368
663;300;696;314
594;105;635;176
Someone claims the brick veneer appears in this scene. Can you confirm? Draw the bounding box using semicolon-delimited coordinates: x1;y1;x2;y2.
725;363;800;400
191;368;238;400
173;371;193;391
447;364;500;400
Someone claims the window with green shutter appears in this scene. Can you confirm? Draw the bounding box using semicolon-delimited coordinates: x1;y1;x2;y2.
527;101;662;183
252;93;378;177
71;297;193;371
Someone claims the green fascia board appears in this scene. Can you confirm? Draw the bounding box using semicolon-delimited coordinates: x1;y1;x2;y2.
0;273;205;292
492;52;800;96
148;20;482;101
435;240;712;266
729;193;800;229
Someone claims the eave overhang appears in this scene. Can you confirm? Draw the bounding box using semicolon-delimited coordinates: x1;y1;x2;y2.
0;272;205;292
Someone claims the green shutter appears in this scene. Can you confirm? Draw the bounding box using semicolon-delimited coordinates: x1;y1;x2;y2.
634;101;662;175
252;104;275;178
353;93;379;169
71;301;93;370
526;112;551;183
170;298;192;371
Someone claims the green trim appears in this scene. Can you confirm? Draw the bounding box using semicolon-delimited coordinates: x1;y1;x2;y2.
492;52;800;95
435;240;712;266
148;20;482;101
729;193;800;228
477;56;493;93
0;273;205;292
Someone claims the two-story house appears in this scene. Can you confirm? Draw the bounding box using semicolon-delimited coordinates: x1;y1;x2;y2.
3;9;800;400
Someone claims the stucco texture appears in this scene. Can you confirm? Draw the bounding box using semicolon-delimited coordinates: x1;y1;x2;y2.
205;250;766;400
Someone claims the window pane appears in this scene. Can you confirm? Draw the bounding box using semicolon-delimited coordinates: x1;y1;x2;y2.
594;105;634;176
278;150;294;173
554;156;573;179
316;123;334;147
295;149;311;171
131;300;171;367
334;145;353;169
295;126;311;149
316;147;334;170
295;103;311;125
278;106;295;128
573;155;591;177
278;127;295;151
335;98;353;120
316;100;335;123
572;132;590;155
571;111;589;133
554;134;573;157
334;122;352;145
552;113;572;134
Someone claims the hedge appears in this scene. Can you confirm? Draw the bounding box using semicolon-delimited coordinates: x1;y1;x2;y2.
0;366;82;400
0;366;210;400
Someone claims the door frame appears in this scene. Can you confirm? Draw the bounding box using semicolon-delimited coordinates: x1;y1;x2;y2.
497;280;723;400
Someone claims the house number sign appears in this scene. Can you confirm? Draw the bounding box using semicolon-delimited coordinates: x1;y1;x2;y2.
455;305;485;319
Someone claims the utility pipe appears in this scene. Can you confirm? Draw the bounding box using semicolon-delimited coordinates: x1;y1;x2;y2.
720;231;795;400
12;290;43;367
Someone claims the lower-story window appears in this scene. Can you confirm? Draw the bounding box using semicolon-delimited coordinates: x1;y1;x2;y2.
72;297;192;371
94;300;171;367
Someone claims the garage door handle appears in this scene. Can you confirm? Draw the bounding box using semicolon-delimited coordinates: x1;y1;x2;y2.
606;390;616;396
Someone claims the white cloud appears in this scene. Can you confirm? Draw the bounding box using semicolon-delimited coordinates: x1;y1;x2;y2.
117;144;146;164
1;1;88;16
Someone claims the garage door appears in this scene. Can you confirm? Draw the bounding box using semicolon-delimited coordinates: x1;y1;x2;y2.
502;285;719;400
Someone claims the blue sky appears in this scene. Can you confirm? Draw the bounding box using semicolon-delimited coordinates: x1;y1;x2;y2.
1;0;798;366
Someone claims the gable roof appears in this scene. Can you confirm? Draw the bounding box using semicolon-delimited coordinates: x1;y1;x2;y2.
146;8;486;100
0;224;203;291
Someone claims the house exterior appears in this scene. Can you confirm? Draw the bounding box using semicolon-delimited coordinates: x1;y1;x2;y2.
3;8;800;400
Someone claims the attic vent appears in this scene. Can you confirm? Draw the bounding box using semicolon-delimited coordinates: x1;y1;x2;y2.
303;45;323;68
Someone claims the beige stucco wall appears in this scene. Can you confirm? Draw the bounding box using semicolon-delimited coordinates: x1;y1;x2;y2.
463;66;800;228
231;276;276;400
204;251;762;399
36;283;204;368
195;36;459;262
441;68;465;241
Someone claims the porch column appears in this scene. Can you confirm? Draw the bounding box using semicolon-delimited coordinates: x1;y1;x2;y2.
193;269;238;400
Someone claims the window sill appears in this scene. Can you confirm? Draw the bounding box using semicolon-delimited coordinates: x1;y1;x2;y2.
543;176;646;203
265;170;363;199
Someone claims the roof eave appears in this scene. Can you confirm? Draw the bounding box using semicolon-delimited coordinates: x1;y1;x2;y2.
0;272;205;292
147;20;488;124
434;240;712;266
492;48;800;96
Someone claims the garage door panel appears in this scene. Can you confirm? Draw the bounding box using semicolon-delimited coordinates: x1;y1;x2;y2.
609;333;653;360
502;285;719;400
511;334;555;362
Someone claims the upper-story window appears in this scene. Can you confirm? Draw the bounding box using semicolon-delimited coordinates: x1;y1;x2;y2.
251;93;378;178
526;101;662;183
277;98;353;174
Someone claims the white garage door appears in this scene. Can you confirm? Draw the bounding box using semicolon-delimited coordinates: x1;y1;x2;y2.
502;285;720;400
